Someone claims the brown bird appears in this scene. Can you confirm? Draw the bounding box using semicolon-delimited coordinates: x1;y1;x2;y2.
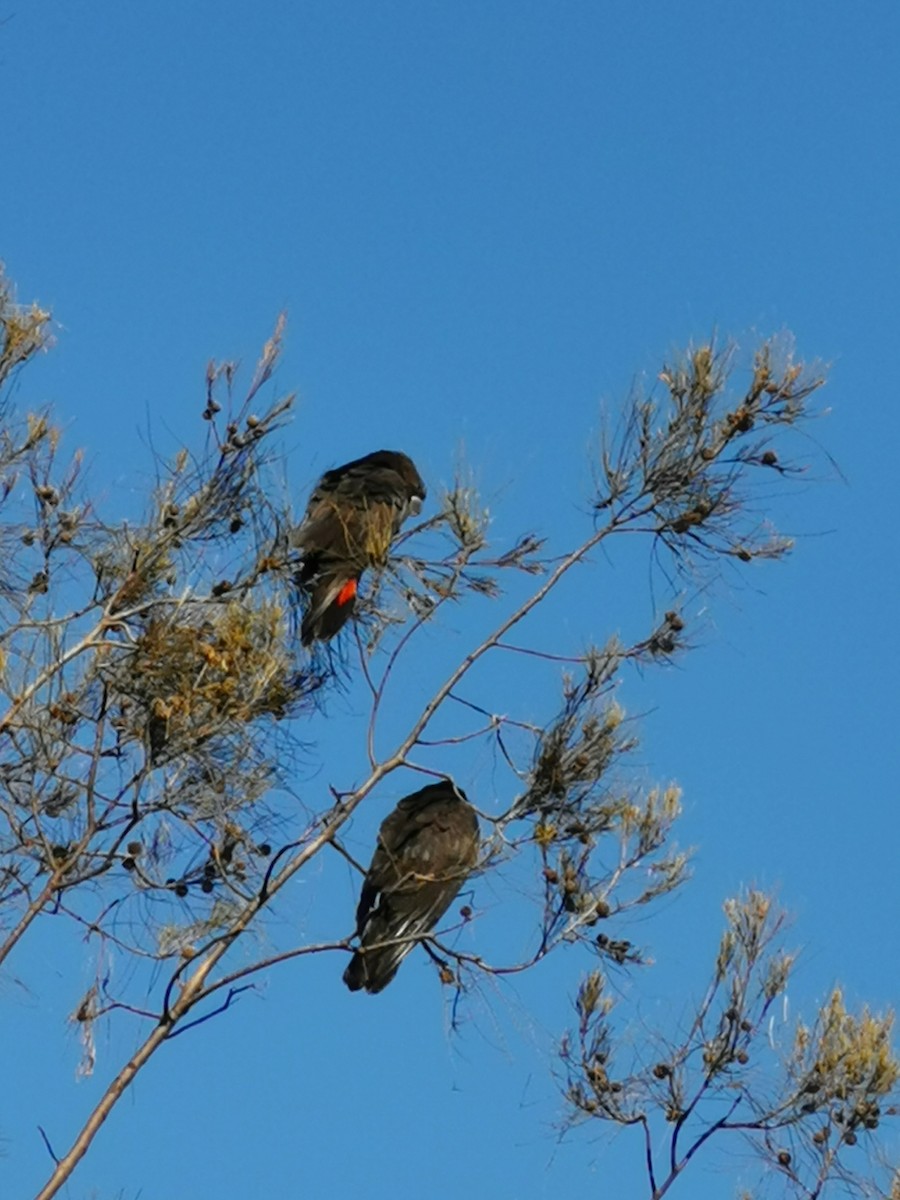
343;780;480;994
292;450;426;645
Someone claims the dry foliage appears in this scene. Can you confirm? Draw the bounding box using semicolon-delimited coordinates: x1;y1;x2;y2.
562;892;899;1199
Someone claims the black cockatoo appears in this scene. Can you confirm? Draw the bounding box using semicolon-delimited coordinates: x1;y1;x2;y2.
343;780;480;994
292;449;425;645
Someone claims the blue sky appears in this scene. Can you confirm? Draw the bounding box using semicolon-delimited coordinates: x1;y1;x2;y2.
3;2;900;1197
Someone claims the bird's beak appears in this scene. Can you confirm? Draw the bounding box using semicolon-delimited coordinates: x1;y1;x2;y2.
409;495;424;516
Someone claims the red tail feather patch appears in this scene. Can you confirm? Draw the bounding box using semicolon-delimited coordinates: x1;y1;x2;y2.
336;578;358;607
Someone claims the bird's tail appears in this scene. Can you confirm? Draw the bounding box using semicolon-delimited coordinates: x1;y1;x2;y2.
300;575;359;645
343;899;449;994
342;940;411;994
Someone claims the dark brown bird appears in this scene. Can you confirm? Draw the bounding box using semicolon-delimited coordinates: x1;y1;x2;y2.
343;780;480;994
292;450;426;645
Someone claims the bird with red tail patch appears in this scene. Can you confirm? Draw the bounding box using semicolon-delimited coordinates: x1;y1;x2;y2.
292;450;425;645
343;780;479;994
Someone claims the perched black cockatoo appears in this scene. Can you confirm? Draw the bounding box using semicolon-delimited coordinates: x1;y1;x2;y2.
343;780;480;994
292;450;426;645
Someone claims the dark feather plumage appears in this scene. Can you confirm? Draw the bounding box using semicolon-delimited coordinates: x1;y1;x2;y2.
292;450;425;645
343;781;480;994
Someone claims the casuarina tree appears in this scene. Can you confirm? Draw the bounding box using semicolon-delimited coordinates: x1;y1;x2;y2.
0;268;895;1200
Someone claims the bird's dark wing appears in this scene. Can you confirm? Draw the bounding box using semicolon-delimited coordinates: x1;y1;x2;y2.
363;786;476;899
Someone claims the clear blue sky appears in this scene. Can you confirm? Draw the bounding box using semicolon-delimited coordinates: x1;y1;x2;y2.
3;3;899;1197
